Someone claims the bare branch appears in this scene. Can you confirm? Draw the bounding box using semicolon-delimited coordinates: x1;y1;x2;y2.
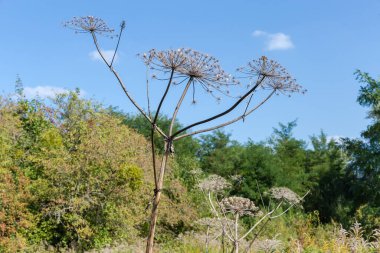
169;78;193;136
208;192;234;242
110;21;125;67
150;133;158;188
146;66;152;118
244;219;270;253
216;198;235;241
154;70;175;123
150;70;175;187
90;32;167;138
239;202;280;241
269;190;310;219
173;89;275;141
171;76;265;139
256;180;267;211
91;32;111;67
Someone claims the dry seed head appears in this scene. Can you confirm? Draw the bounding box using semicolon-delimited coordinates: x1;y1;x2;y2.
141;48;239;99
253;238;283;253
238;56;306;95
269;187;301;205
178;49;239;86
64;16;115;36
140;48;188;73
220;196;260;216
197;174;231;192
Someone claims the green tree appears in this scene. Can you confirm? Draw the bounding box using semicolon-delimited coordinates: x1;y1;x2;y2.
342;70;380;233
199;130;244;177
236;141;277;202
0;98;32;252
269;121;308;194
304;132;348;223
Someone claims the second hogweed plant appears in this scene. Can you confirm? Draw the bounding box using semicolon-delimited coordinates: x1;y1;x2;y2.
64;16;306;253
197;174;309;253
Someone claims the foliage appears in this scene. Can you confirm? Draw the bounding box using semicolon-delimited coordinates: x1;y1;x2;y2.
340;71;380;231
0;91;197;251
0;100;31;252
1;70;379;251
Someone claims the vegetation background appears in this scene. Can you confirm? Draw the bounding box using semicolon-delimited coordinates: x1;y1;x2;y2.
1;71;379;252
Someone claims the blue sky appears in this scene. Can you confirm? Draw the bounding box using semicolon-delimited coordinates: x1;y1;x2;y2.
1;0;379;143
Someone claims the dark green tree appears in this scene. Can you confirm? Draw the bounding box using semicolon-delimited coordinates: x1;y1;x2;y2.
269;121;308;194
199;130;244;177
304;132;348;223
342;70;380;233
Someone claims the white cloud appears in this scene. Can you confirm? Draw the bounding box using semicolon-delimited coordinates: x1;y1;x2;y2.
252;30;294;51
267;33;294;50
24;86;69;99
252;30;267;37
89;50;118;63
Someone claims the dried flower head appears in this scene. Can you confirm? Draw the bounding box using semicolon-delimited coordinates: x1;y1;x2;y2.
140;48;188;73
220;196;260;216
269;187;301;205
238;56;306;95
64;16;114;36
197;174;231;192
253;238;283;253
178;49;239;90
141;48;239;99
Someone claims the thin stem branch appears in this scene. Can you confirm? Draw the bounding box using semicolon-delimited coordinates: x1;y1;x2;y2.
256;180;266;211
154;69;175;123
244;218;270;253
171;76;266;139
169;78;192;136
110;23;125;67
150;133;158;188
150;70;175;188
91;32;111;67
239;201;282;241
216;197;235;240
174;90;275;141
235;213;239;242
90;32;167;138
208;192;234;242
242;92;254;121
269;190;310;219
146;66;152;118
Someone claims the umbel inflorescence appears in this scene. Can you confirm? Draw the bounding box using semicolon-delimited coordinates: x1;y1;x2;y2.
65;16;304;103
64;16;115;36
238;56;306;96
141;48;239;101
220;196;262;217
197;174;232;192
269;187;302;205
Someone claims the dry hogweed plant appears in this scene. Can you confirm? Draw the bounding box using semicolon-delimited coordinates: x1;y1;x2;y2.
252;236;282;253
194;217;234;253
64;16;305;253
198;176;309;253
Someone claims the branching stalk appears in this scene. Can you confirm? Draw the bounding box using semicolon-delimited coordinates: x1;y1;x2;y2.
90;32;167;138
174;90;275;141
169;78;193;136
